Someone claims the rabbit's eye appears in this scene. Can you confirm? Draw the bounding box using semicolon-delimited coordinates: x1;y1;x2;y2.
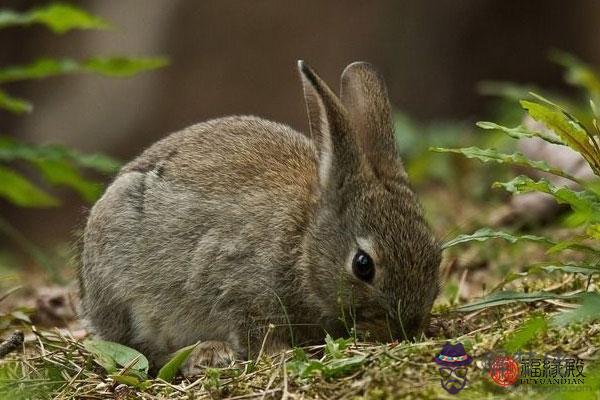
352;250;375;282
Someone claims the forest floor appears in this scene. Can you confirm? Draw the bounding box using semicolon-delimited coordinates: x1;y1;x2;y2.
0;184;598;399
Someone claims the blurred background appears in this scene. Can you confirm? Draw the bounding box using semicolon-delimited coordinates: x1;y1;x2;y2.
2;0;600;263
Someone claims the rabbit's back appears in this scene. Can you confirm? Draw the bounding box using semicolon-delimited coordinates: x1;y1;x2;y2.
81;116;318;362
121;116;317;193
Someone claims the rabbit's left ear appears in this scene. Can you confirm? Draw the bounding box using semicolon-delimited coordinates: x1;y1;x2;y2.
340;62;405;180
298;61;363;188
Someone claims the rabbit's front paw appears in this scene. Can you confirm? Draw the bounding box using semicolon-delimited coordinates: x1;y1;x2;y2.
180;341;236;377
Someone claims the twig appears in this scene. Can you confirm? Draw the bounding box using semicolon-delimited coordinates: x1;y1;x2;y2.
32;325;47;357
463;307;487;321
280;354;289;400
155;378;187;394
226;389;281;400
0;330;24;358
454;268;468;304
259;364;279;400
255;324;275;363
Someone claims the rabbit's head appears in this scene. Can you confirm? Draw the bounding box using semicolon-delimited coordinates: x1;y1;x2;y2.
298;61;441;341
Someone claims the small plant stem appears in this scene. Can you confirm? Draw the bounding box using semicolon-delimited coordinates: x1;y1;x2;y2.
255;324;275;363
271;289;295;348
280;353;289;400
396;301;409;342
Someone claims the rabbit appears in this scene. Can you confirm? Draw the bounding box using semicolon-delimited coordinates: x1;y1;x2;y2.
80;61;441;377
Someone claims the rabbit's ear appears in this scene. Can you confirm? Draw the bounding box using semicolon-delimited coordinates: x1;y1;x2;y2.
340;62;405;180
298;61;362;187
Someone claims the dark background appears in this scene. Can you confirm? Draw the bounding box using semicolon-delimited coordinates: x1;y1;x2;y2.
2;0;600;247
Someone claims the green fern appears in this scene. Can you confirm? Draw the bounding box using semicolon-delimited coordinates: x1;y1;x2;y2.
435;53;600;329
0;3;167;274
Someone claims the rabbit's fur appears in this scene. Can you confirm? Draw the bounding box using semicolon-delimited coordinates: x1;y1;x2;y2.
80;61;441;373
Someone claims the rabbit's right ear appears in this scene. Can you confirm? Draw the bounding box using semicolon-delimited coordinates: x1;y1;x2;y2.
298;61;362;188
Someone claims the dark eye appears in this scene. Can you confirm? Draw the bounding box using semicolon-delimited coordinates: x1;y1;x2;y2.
352;250;375;282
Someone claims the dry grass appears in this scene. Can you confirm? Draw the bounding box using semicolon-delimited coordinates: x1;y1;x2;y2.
1;279;598;400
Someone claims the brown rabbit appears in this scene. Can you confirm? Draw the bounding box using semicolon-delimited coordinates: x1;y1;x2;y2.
80;61;441;376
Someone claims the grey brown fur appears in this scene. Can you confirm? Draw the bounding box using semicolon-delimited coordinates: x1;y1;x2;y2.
80;61;441;375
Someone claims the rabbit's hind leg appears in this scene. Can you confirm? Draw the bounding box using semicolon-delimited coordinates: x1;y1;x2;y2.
180;341;236;377
83;298;134;345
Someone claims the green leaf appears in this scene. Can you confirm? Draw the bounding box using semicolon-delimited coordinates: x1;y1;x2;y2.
476;121;566;146
0;3;110;34
0;166;59;207
0;59;79;83
203;368;221;390
497;262;600;285
292;347;309;362
288;337;365;381
287;359;326;379
0;57;169;84
0;136;121;174
0;90;32;114
551;292;600;327
494;176;600;224
454;290;581;312
431;146;580;183
157;342;198;382
477;81;538;101
324;335;352;359
322;355;366;379
529;262;600;275
442;227;554;250
547;237;600;254
32;159;103;203
83;57;169;78
0;136;119;203
586;224;600;240
551;51;600;98
591;99;599;119
109;374;152;390
72;153;121;173
520;99;599;170
110;374;141;387
502;315;548;353
287;355;366;380
83;339;148;375
10;310;31;324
